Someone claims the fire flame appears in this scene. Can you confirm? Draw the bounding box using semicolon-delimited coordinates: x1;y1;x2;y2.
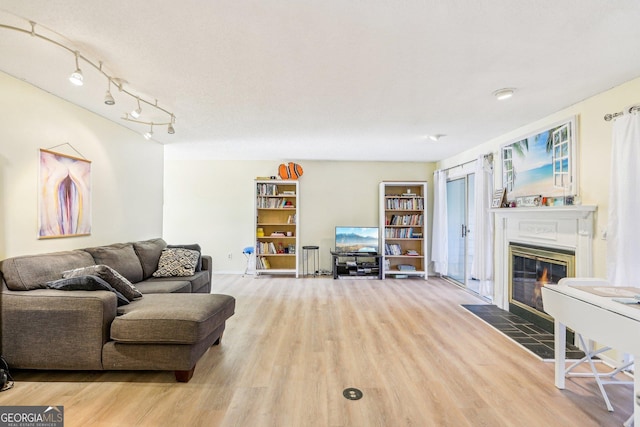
538;268;549;284
533;268;549;311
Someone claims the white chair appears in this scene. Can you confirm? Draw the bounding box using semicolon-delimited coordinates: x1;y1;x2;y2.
558;277;634;413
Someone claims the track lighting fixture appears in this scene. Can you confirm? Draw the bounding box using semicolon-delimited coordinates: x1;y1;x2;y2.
144;124;154;140
104;78;115;105
68;51;83;86
0;18;176;138
131;97;142;119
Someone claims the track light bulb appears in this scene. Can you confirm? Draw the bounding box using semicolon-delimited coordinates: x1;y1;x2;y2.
69;70;83;86
69;51;83;86
104;79;115;105
131;98;142;118
167;115;175;134
104;92;115;105
144;124;154;140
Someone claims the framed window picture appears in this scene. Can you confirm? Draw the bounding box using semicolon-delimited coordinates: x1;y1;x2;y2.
501;116;578;200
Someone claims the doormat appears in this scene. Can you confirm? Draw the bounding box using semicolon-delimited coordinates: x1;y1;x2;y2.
461;304;585;361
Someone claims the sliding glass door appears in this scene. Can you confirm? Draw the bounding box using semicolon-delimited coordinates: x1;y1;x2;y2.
446;174;477;292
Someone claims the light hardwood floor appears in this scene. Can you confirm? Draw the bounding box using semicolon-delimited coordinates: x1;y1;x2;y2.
0;275;633;426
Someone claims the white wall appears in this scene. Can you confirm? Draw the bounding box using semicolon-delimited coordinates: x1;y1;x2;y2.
162;156;435;273
439;75;640;279
0;71;164;259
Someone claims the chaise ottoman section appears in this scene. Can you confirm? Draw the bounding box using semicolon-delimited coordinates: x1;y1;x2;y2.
104;293;235;381
111;293;235;343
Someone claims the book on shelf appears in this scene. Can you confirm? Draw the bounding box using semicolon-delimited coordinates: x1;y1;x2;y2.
388;214;424;226
256;242;279;254
385;227;416;238
257;183;278;196
256;197;295;209
256;256;271;269
405;250;419;256
259;257;271;269
386;198;425;210
385;243;402;255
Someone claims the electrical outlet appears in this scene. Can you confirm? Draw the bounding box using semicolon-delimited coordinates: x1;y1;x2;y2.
227;252;232;260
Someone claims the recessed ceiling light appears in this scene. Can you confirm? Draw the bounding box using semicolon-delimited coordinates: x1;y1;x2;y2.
493;88;515;100
428;134;445;141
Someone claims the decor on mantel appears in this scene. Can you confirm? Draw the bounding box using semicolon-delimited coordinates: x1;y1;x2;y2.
38;147;91;239
501;116;577;203
491;188;506;208
0;18;176;138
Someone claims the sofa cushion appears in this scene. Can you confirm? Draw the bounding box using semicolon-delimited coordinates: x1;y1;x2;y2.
111;293;236;344
134;280;191;294
137;270;209;294
0;250;96;291
46;275;130;306
153;248;200;277
167;243;202;271
63;265;143;301
84;243;144;283
133;238;167;279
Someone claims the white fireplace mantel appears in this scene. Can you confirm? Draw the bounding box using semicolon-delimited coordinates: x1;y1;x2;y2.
492;205;597;310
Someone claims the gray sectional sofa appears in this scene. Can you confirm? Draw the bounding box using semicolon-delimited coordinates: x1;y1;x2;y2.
0;238;235;382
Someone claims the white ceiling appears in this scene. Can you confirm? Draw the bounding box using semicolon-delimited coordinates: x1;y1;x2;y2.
1;1;640;162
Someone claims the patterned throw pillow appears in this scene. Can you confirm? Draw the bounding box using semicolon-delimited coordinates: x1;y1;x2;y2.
167;244;202;271
62;265;143;300
153;248;200;277
46;275;130;306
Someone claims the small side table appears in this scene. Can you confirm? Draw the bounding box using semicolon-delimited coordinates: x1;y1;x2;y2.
302;245;319;277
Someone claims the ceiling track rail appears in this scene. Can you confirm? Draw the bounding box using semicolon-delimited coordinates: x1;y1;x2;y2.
0;20;176;135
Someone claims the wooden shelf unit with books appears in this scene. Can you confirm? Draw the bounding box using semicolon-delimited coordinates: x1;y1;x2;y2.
379;181;428;279
255;180;299;277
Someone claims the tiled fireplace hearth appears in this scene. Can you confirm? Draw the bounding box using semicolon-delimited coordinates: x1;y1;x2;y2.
492;205;597;314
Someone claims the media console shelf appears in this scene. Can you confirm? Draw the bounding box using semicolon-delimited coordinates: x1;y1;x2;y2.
331;251;382;279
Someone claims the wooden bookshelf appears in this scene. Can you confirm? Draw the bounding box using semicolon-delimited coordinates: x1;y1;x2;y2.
379;181;428;279
255;180;299;277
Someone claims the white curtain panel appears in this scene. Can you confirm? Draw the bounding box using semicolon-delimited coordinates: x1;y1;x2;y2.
607;112;640;286
431;169;448;275
471;155;494;283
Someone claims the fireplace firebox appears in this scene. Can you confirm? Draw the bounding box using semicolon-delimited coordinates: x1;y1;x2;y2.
509;243;575;333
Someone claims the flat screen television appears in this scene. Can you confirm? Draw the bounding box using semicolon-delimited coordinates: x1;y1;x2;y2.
335;226;379;254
